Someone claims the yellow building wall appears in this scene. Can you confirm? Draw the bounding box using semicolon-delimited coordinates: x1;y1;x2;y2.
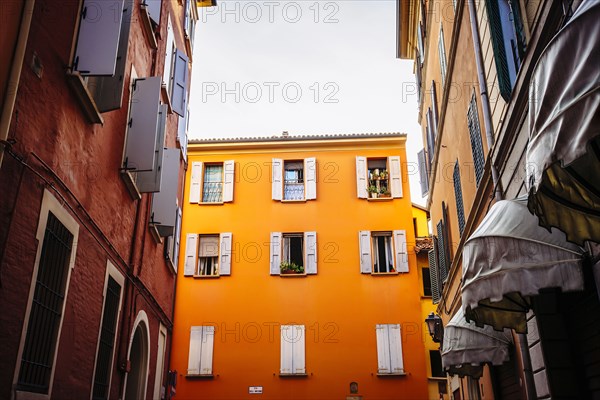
412;206;430;237
171;136;429;399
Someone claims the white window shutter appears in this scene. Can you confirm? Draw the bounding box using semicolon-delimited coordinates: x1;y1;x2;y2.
173;208;182;272
272;158;283;201
136;104;167;193
280;325;293;374
359;231;372;274
376;324;391;374
144;0;162;24
124;77;161;171
177;108;189;162
200;326;215;375
304;231;317;275
223;160;235;202
393;230;409;273
270;232;282;275
187;326;202;374
171;49;189;116
389;156;403;198
219;233;232;276
184;234;198;276
356;156;367;199
162;16;175;89
389;324;405;374
74;0;124;75
189;162;203;203
304;157;317;200
293;325;306;374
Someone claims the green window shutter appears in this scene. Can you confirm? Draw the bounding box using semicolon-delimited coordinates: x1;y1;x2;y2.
484;0;512;102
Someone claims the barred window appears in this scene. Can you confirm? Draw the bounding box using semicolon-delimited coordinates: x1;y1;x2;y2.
202;164;223;203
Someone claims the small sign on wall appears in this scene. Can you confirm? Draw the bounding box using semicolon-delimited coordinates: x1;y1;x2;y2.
249;386;263;394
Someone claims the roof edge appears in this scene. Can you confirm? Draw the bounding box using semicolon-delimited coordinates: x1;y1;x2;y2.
189;132;407;145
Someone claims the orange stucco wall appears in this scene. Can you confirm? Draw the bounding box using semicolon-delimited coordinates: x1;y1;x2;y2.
170;136;430;399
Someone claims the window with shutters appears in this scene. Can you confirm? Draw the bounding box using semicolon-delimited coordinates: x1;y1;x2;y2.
165;208;182;273
436;222;449;285
67;0;133;123
429;350;445;377
453;161;466;236
358;230;408;275
187;326;215;376
184;233;232;278
428;249;441;304
92;263;124;400
415;51;423;103
280;325;306;375
15;191;79;397
422;267;432;297
270;232;317;276
150;148;180;238
140;0;163;49
376;324;405;375
467;93;485;185
356;156;402;200
189;161;235;204
184;0;199;58
438;26;448;86
272;158;316;202
417;149;429;196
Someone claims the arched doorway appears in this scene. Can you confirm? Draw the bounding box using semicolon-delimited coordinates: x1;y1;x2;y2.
124;312;149;400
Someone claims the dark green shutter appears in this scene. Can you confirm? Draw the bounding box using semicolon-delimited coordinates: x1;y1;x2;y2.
485;0;512;102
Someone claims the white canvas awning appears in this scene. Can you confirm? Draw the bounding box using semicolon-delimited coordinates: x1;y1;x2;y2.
462;198;586;333
441;311;513;378
526;0;600;246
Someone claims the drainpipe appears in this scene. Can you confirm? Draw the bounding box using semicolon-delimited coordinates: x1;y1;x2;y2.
0;0;35;168
466;0;503;202
467;1;535;398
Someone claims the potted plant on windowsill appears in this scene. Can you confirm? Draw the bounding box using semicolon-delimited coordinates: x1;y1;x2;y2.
367;185;379;198
379;187;391;198
280;261;304;274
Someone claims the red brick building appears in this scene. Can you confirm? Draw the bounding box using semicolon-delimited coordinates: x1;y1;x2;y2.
0;1;212;399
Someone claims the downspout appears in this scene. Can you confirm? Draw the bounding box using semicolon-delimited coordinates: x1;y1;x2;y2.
467;1;535;399
466;0;503;202
0;0;35;168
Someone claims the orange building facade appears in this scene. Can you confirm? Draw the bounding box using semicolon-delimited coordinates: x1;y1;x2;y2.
170;133;431;399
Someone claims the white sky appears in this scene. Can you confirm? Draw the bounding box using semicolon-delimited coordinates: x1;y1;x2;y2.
188;0;425;205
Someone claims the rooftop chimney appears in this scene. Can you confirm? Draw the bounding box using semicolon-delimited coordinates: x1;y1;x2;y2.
282;131;289;137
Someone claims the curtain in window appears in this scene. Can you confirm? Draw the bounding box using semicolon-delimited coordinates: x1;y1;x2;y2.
203;165;223;202
284;164;304;200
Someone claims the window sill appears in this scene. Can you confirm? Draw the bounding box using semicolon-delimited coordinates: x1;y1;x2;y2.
428;376;447;381
281;199;307;203
66;71;104;125
149;224;163;244
120;170;142;201
14;390;48;400
421;295;433;299
367;197;393;202
371;272;399;276
199;201;224;206
160;84;173;114
185;374;214;380
279;273;307;278
193;275;220;279
279;373;308;378
376;372;407;377
139;4;158;50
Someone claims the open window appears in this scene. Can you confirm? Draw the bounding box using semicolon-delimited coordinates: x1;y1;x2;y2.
270;232;317;276
358;230;408;274
189;161;235;204
356;156;402;199
140;0;163;49
183;233;232;277
272;158;316;201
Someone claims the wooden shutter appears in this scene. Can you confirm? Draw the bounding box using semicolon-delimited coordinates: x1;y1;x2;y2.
417;149;429;196
163;16;175;90
200;326;215;375
393;230;408;273
171;49;189;116
356;156;367;199
151;149;179;237
184;234;198;276
184;0;191;38
305;157;317;200
270;232;282;275
124;77;161;172
223;160;235;203
484;0;513;101
436;222;448;284
187;326;202;374
73;0;124;75
304;231;317;275
136;103;167;193
189;162;202;203
428;249;441;304
173;208;182;272
431;81;439;131
145;0;162;25
359;231;372;274
453;161;466;236
376;324;391;374
280;325;293;374
438;27;448;85
293;325;306;374
271;159;283;201
219;233;232;276
468;93;485;185
389;324;405;374
177;107;188;161
388;156;402;198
